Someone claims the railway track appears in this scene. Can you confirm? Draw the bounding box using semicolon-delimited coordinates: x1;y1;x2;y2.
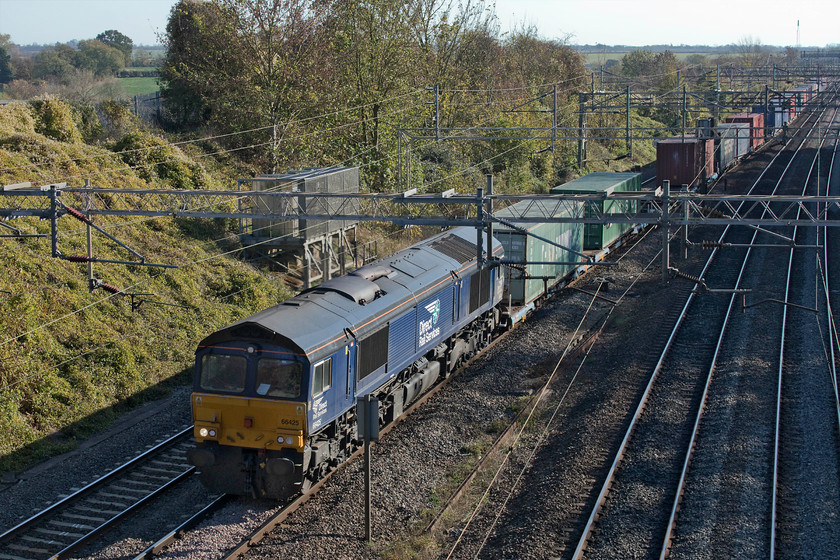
772;103;840;559
212;309;553;560
661;100;840;559
569;92;839;559
0;427;194;560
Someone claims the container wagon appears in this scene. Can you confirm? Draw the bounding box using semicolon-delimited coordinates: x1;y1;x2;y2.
716;122;751;171
550;172;642;250
656;137;714;189
493;198;583;307
724;113;764;150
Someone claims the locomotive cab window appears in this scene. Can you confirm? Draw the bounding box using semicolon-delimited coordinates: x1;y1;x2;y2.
312;358;332;396
200;354;247;393
256;358;302;398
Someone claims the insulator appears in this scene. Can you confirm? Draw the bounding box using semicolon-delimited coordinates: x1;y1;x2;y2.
64;255;91;263
701;240;731;249
672;269;704;285
98;282;122;294
64;206;91;224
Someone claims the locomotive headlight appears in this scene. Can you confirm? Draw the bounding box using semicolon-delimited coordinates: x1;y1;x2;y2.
199;427;209;437
277;436;284;444
208;429;217;437
285;436;294;445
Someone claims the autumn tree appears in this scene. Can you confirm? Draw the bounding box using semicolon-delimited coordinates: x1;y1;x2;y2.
76;40;126;76
160;0;332;167
96;29;134;66
621;49;681;91
32;44;77;81
0;44;12;84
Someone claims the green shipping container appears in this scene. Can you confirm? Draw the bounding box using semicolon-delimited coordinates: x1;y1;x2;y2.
493;199;584;306
550;172;642;250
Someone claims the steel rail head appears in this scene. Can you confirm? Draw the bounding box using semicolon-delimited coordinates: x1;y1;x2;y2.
0;426;193;544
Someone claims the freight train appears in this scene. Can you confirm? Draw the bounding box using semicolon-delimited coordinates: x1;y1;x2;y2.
656;79;826;187
186;172;641;499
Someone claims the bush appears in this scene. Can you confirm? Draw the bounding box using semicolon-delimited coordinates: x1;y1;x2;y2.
99;99;140;138
73;103;105;143
0;102;36;138
31;97;82;143
112;130;209;189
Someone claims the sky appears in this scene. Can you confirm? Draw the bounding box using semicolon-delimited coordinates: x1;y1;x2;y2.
0;0;836;48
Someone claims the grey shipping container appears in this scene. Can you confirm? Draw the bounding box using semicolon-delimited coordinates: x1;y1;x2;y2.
493;199;584;307
716;122;750;170
550;172;641;250
246;167;360;242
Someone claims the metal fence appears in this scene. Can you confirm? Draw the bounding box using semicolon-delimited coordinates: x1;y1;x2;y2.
132;91;162;123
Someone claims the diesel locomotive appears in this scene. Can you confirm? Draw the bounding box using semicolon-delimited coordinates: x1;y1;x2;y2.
187;226;504;498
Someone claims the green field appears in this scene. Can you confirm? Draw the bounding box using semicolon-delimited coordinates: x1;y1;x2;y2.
119;77;160;96
582;51;711;66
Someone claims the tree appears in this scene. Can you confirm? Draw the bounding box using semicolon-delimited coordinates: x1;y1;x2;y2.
160;0;333;165
736;36;770;68
0;45;13;84
75;39;126;77
621;48;680;91
32;45;77;81
96;29;134;65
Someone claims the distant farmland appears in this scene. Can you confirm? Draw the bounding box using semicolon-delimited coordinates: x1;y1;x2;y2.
119;77;159;97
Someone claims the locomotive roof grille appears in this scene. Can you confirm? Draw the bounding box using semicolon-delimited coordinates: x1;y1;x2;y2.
429;234;477;264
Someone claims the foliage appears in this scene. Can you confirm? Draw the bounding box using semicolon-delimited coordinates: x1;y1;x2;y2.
96;29;134;66
60;69;127;104
112;130;210;189
99;99;141;137
75;40;126;77
30;40;126;86
73;103;105;144
0;101;292;471
0;102;37;137
32;45;77;82
30;97;83;143
0;45;13;84
621;49;680;91
158;0;590;192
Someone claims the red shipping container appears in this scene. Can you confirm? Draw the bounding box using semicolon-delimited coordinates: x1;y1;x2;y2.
656;137;714;188
725;113;765;149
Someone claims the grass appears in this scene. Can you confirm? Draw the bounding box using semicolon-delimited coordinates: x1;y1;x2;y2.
0;100;295;474
582;51;713;66
119;77;160;97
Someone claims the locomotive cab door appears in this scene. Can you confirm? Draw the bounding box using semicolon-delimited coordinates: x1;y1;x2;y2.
345;342;357;405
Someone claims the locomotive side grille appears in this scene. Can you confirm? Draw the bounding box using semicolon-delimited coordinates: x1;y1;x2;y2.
429;234;477;264
358;325;389;380
468;267;492;314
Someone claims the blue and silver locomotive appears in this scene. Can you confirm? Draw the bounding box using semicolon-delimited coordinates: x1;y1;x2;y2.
187;227;503;498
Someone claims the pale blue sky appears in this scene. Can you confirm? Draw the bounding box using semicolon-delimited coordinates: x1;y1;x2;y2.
0;0;836;48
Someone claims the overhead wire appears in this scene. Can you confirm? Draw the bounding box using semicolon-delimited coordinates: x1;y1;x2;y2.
0;66;655;388
0;87;428;174
0;103;555;387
